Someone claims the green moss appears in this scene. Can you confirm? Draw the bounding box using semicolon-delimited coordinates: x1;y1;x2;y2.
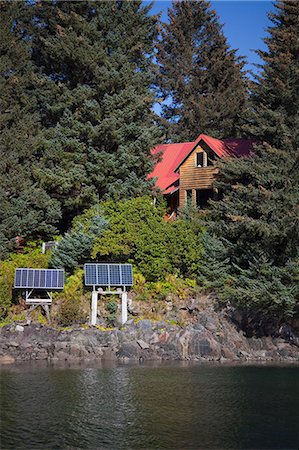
166;319;185;327
95;325;114;331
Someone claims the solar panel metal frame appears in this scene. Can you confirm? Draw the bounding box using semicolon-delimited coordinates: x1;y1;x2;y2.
14;268;65;290
84;263;133;287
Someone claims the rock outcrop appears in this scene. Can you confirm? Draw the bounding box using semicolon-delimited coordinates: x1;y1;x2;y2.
0;314;298;364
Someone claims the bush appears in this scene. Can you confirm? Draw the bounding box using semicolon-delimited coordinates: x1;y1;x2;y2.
90;196;204;281
54;269;87;326
48;197;204;282
134;272;196;302
91;197;171;279
105;298;118;326
0;242;49;319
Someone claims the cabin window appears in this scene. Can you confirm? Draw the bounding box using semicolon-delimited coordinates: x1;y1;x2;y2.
185;189;192;206
196;149;215;167
196;152;204;167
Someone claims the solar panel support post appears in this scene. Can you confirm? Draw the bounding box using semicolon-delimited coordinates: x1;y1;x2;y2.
90;287;128;326
91;287;98;326
121;287;128;325
84;264;133;326
25;289;52;305
25;290;52;324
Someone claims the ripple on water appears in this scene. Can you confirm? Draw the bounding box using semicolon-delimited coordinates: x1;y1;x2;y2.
0;363;298;449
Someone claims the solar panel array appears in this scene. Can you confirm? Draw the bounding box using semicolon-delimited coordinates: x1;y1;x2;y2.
84;263;133;287
14;269;64;290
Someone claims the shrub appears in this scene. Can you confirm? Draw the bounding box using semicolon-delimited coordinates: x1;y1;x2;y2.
0;242;49;319
133;272;196;302
54;269;87;326
90;196;204;281
167;219;203;277
91;197;171;279
199;230;299;321
105;298;118;326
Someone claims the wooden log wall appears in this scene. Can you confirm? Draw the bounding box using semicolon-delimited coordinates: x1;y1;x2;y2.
178;144;218;208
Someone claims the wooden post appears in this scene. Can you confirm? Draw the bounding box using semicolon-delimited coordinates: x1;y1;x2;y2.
192;189;196;207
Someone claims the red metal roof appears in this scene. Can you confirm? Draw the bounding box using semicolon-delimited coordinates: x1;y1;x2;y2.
174;134;255;171
149;133;255;194
148;141;194;194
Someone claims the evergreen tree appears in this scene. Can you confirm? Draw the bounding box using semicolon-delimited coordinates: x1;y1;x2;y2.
29;0;160;226
248;0;299;152
156;0;248;141
205;1;299;324
198;232;231;291
50;215;108;273
0;1;61;258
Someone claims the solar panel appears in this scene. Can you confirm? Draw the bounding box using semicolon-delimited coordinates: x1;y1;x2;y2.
14;269;64;290
84;263;133;287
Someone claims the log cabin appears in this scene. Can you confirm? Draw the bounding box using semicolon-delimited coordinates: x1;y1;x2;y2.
149;133;255;213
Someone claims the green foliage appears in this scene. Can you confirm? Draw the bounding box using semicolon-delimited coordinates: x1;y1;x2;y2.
222;259;299;320
198;232;231;291
0;1;61;258
247;1;299;152
134;272;196;302
54;269;86;326
0;0;161;255
106;300;117;315
36;312;48;326
0;242;49;319
90;196;203;281
204;2;299;322
28;0;160;224
104;298;117;326
156;0;248;141
206;144;298;319
49;215;108;273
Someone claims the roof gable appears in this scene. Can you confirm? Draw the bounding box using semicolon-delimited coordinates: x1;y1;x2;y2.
174;134;255;172
149;133;255;194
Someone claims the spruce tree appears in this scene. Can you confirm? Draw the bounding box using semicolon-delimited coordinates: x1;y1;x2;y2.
204;0;299;324
29;0;160;226
0;1;61;258
50;215;108;273
248;0;299;152
156;0;248;141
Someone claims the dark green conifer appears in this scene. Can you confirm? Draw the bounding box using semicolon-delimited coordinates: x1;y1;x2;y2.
205;0;299;323
30;0;160;226
50;215;108;273
0;1;61;258
156;0;248;141
248;0;299;151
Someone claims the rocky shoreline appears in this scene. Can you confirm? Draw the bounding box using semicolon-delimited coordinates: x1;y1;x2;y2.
1;316;298;365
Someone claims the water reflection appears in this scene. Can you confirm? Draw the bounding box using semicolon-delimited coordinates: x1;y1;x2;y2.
0;363;298;449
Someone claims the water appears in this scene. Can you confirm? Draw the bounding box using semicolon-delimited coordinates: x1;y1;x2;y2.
0;362;298;449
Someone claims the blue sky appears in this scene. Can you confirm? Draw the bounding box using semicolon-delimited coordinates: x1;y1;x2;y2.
144;0;275;75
